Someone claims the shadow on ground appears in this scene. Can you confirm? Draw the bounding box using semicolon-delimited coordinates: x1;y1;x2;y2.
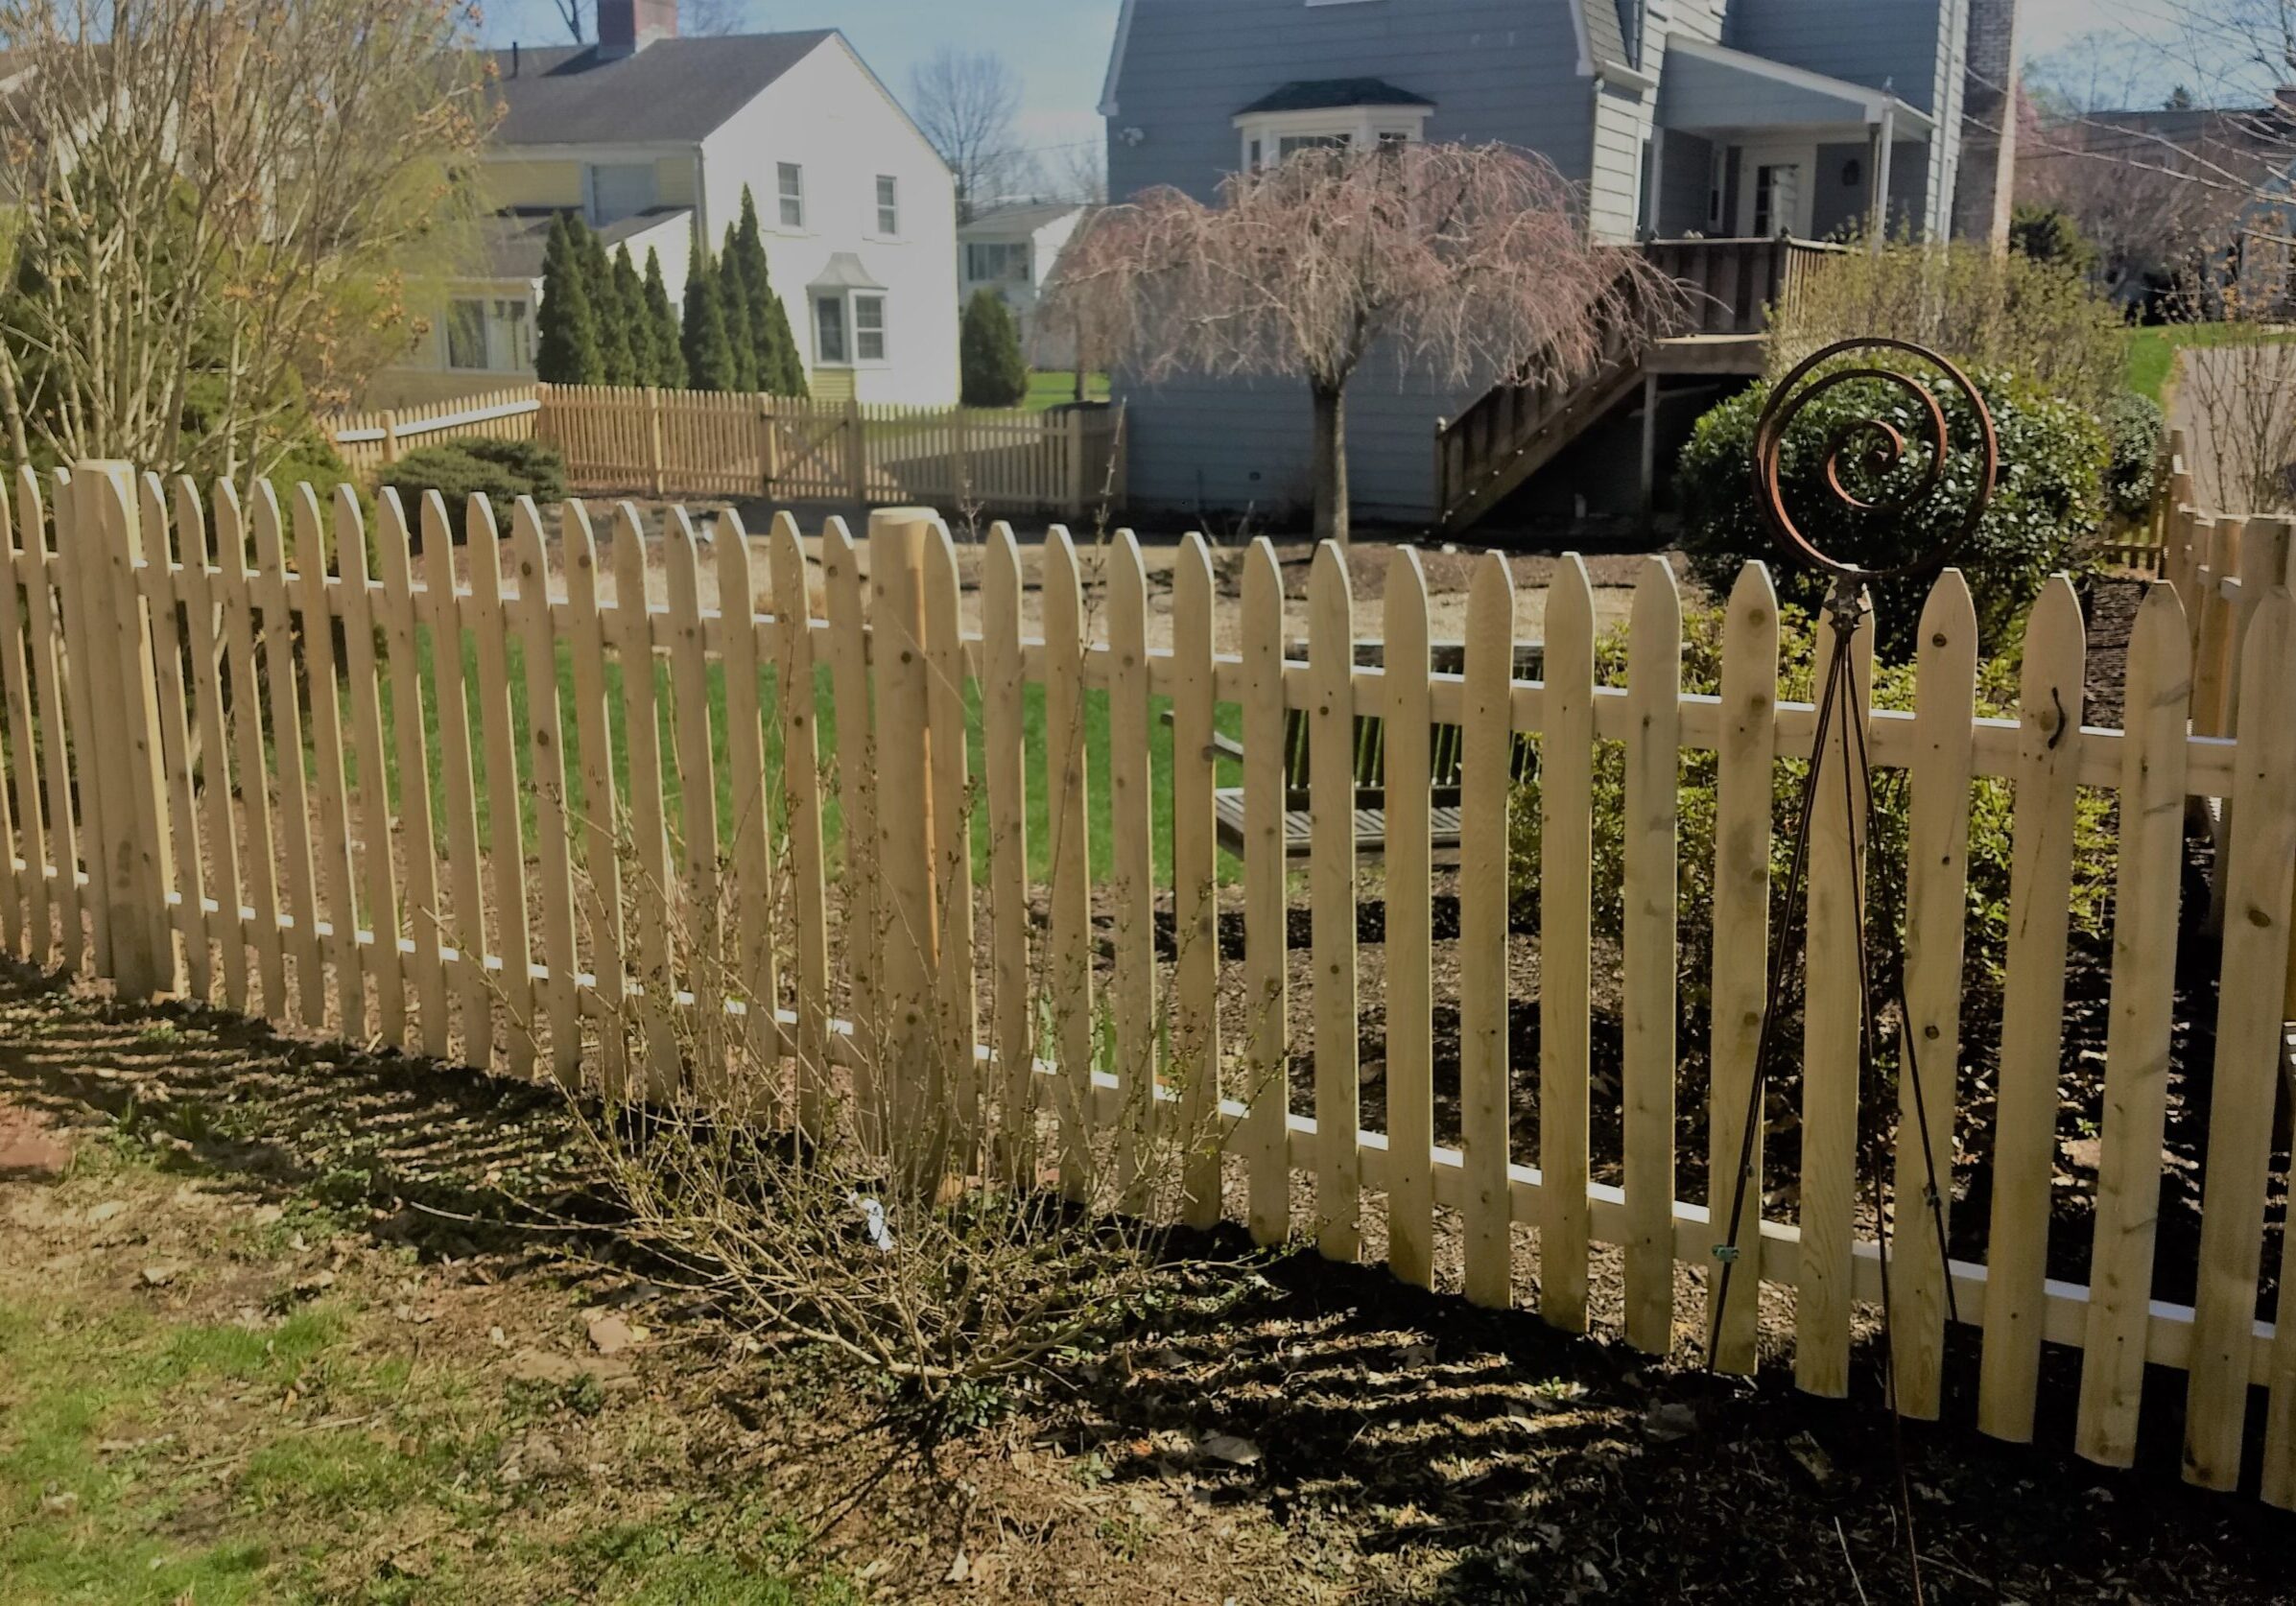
1;957;2290;1603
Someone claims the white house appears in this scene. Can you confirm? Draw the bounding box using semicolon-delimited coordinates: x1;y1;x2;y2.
369;3;959;409
957;201;1086;370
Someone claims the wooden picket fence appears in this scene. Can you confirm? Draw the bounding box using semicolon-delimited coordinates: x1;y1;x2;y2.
6;461;2296;1505
328;385;1124;518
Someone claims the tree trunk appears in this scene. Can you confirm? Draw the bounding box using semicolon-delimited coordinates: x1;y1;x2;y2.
1310;378;1349;544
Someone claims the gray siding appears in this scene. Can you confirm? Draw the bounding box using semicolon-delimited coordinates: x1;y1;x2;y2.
1811;140;1866;239
1721;0;1948;109
1106;0;1599;521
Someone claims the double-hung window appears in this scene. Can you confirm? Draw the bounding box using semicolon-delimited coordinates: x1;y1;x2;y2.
777;161;805;228
875;175;899;236
964;242;1030;283
814;291;888;366
445;296;533;372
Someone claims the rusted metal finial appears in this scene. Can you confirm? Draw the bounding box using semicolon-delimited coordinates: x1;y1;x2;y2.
1751;336;1999;589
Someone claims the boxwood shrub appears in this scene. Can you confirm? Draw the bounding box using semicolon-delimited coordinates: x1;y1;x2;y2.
1675;364;2107;659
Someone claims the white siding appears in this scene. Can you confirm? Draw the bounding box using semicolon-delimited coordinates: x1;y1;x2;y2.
699;36;960;406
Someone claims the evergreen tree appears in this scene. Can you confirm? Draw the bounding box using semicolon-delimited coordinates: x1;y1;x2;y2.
728;188;806;396
608;246;650;386
718;219;760;391
641;248;684;388
534;211;604;384
681;251;737;391
575;220;636;385
959;288;1029;408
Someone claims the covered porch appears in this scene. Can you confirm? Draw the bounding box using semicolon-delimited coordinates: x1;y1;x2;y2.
1647;35;1937;244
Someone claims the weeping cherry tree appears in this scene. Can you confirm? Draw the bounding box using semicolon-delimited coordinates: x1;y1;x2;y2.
1044;142;1680;541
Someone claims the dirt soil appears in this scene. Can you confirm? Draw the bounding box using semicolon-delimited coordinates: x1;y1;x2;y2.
3;962;2291;1605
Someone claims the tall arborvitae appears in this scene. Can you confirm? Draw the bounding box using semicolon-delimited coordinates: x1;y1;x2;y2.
681;250;737;391
534;211;604;384
641;248;684;388
729;187;806;396
576;220;636;386
959;287;1030;408
608;246;649;386
718;218;760;391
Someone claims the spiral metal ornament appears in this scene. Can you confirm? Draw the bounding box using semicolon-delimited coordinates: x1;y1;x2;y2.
1751;336;1999;584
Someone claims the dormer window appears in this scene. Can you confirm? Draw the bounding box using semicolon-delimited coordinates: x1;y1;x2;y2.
1232;78;1433;173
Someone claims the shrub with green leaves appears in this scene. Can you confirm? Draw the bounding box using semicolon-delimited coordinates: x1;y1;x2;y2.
2101;391;2165;523
378;437;569;525
1675;364;2107;657
1507;600;2117;1106
960;288;1029;409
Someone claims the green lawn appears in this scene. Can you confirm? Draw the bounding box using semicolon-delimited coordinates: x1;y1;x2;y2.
2122;320;2296;405
1023;371;1110;412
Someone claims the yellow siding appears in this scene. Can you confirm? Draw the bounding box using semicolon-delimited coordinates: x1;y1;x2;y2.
484;158;582;210
810;368;856;403
655;156;698;207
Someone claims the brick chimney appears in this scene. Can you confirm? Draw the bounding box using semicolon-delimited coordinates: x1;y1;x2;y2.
1953;0;2020;248
598;0;676;58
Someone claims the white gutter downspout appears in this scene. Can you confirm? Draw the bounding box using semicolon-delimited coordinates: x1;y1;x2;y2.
694;141;711;254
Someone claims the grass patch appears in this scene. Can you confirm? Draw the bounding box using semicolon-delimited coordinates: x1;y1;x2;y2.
0;1148;853;1603
1024;370;1110;411
2123;319;2296;404
339;622;1246;897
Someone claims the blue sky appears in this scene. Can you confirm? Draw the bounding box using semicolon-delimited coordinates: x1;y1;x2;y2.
479;0;2214;148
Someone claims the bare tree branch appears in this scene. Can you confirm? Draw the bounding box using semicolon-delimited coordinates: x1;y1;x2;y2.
909;46;1025;224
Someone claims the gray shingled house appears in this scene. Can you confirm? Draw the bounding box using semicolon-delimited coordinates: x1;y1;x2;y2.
1098;0;2019;533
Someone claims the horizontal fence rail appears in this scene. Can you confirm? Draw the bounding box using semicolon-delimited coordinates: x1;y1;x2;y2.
5;462;2296;1506
327;385;1125;518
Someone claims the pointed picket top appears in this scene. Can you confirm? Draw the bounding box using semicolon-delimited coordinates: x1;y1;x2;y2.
1468;547;1513;642
715;506;754;624
1546;550;1595;647
510;494;554;597
1108;528;1149;664
1043;522;1082;607
1385;543;1429;622
1920;566;1979;663
2022;573;2087;737
1311;537;1353;626
1242;534;1282;627
1177;529;1215;599
1630;554;1680;643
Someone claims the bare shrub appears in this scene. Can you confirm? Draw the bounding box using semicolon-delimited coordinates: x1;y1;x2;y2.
2166;274;2296;515
1771;238;2127;412
491;675;1254;1420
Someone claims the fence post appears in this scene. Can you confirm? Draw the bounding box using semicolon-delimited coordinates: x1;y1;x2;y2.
1064;408;1086;521
75;461;177;998
646;387;667;498
381;411;402;466
845;395;868;507
758;398;781;495
868;507;942;1192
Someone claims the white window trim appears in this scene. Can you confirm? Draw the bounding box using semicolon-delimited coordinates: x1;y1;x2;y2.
873;174;899;239
776;161;807;232
812;289;889;368
1232;105;1429;172
443;294;533;374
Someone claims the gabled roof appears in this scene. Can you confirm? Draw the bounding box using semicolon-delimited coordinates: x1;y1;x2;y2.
485;30;834;146
1234;78;1434;117
959;200;1086;238
476;206;691;281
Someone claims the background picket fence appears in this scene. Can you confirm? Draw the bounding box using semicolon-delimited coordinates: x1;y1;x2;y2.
328;385;1124;518
6;461;2296;1505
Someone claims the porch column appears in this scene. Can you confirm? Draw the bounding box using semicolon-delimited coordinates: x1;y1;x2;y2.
1639;371;1659;528
1867;104;1896;248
